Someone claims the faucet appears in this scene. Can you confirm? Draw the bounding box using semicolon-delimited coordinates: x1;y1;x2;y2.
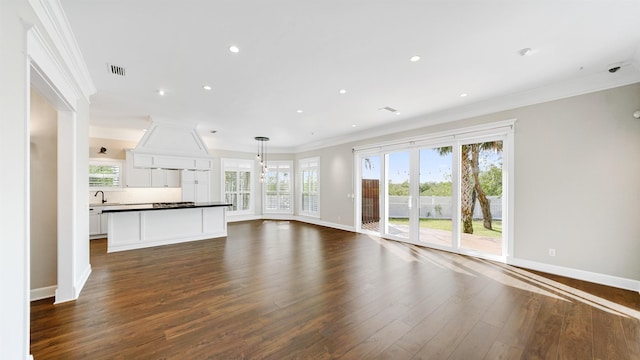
94;190;107;204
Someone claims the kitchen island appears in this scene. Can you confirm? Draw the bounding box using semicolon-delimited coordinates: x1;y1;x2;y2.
103;201;231;253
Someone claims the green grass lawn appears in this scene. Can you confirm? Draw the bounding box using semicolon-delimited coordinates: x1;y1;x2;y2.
389;218;502;239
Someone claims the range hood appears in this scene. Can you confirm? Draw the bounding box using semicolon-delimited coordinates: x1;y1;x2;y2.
130;120;213;171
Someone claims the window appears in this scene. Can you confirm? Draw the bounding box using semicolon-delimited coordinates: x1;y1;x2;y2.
222;159;254;215
264;161;293;214
89;159;123;189
299;157;319;217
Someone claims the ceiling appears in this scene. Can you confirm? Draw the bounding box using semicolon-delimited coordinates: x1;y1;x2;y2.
60;0;640;153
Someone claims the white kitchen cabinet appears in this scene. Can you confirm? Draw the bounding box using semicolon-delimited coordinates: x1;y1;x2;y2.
89;208;109;237
125;150;151;187
89;213;101;235
100;213;108;233
151;169;181;187
181;170;210;202
126;150;181;188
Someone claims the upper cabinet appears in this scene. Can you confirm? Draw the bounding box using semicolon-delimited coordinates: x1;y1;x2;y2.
89;159;124;190
151;168;181;187
125;150;180;188
125;150;151;187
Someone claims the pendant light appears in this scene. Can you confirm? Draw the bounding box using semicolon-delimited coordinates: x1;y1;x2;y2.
255;136;269;182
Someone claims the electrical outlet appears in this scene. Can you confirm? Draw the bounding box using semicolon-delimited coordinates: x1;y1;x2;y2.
548;248;556;257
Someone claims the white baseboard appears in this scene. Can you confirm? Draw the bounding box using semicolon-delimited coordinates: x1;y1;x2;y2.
227;214;355;233
75;264;92;298
508;257;640;293
227;214;262;223
292;216;355;232
30;285;57;301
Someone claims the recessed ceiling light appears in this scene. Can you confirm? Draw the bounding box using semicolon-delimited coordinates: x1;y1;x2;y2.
351;124;357;127
203;85;212;90
229;45;240;53
296;110;303;113
157;89;165;96
518;47;532;56
395;112;401;115
339;89;347;94
410;55;421;62
460;93;468;97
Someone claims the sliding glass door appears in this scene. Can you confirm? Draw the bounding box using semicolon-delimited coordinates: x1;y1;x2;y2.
458;140;504;256
385;151;412;240
355;122;512;261
418;147;453;248
361;155;382;233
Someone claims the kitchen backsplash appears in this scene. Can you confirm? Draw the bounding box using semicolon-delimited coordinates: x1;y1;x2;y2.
89;188;181;205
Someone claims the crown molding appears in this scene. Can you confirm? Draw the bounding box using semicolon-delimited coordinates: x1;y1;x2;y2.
28;0;96;101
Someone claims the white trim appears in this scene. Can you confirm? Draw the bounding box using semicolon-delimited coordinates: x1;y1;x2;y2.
30;285;57;301
297;157;320;217
73;264;92;300
27;0;96;100
352;119;516;153
262;160;294;215
353;121;514;263
221;158;255;216
227;214;262;223
293;216;355;232
508;257;640;293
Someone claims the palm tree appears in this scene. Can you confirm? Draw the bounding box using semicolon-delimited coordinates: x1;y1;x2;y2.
469;142;502;230
438;141;502;234
460;145;474;233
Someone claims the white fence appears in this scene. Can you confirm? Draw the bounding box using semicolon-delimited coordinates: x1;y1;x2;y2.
388;196;502;220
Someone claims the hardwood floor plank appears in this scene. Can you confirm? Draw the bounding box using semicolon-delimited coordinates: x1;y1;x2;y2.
484;341;524;360
557;301;593;360
409;280;501;359
339;319;411;359
447;320;502;360
520;295;569;360
620;316;640;359
29;220;640;359
592;308;631;360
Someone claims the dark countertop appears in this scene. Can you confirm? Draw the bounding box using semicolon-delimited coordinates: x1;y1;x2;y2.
101;202;232;213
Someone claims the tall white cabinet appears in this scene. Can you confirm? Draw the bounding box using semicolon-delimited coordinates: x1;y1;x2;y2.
182;170;211;202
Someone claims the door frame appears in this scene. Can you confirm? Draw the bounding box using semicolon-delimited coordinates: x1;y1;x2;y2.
353;120;515;263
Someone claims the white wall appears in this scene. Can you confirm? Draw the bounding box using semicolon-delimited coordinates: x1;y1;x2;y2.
511;83;639;279
0;1;32;357
30;88;58;292
296;142;355;226
1;0;95;357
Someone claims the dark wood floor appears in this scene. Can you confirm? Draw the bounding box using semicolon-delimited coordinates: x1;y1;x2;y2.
31;220;640;359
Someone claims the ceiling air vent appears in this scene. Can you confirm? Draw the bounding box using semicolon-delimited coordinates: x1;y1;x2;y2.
379;106;398;113
107;63;126;77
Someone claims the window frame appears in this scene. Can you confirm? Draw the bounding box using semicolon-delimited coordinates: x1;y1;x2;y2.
89;159;124;191
221;158;255;216
263;160;294;215
298;157;320;218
